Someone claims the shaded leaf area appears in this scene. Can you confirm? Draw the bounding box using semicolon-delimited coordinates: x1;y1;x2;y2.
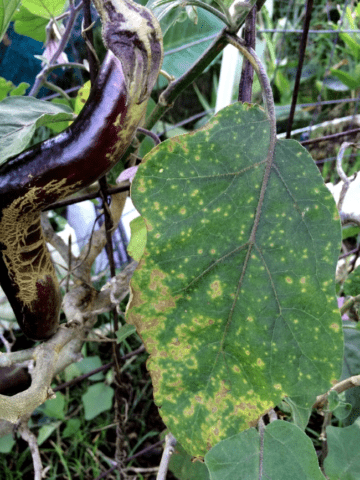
204;421;326;480
169;442;210;480
339;320;360;426
324;423;360;480
0;96;74;164
0;0;20;43
156;8;223;88
127;103;342;455
13;5;48;42
282;396;311;431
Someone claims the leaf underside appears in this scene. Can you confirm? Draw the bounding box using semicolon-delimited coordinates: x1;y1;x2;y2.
127;102;343;456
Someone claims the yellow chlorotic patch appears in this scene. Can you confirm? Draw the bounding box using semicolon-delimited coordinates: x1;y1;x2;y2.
208;280;223;299
184;405;195;417
285;277;293;284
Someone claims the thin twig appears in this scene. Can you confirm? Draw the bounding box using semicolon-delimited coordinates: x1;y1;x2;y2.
137;127;161;145
340;294;360;316
19;425;43;480
42;181;130;211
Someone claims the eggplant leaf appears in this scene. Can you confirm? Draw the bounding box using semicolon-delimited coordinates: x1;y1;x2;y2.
127;102;343;456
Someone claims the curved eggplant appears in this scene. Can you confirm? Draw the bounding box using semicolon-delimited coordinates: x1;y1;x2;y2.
0;0;163;340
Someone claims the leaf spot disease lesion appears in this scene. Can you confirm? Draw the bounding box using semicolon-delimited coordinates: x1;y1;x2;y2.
257;358;265;367
208;280;223;299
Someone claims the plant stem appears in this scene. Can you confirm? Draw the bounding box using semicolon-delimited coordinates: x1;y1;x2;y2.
43;81;72;101
285;0;314;138
225;33;276;138
29;1;83;97
340;294;360;315
125;0;268;152
144;30;228;134
156;433;177;480
238;4;256;102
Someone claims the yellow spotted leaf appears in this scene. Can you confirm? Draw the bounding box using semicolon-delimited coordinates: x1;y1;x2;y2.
126;102;343;456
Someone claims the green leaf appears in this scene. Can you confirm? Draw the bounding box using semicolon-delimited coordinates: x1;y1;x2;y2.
169;441;210;480
283;397;312;431
82;383;114;420
13;5;48;42
0;96;74;165
205;421;326;480
339;320;360;425
342;225;360;240
77;356;104;381
325;391;351;420
21;0;66;19
37;422;61;446
147;0;185;36
343;268;360;297
0;78;30;101
324;423;360;479
0;78;16;101
116;324;137;343
0;0;20;43
127;102;343;456
158;8;223;88
62;418;81;439
340;33;360;61
41;391;66;420
0;434;15;453
333;402;352;420
10;82;30;96
74;80;91;115
327;390;340;411
330;69;360;90
48;98;74;133
127;216;147;261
